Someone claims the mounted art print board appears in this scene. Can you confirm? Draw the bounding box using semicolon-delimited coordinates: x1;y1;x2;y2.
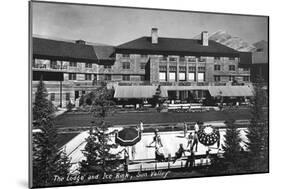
29;1;269;188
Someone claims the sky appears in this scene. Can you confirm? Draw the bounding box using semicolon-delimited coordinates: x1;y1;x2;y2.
32;2;268;46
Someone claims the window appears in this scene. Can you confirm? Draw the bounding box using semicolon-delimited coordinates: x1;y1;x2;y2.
214;76;221;82
179;56;186;61
69;62;77;67
243;76;250;82
179;72;186;81
50;93;55;101
198;56;206;62
169;57;177;62
104;65;112;69
159;65;167;71
243;67;250;71
85;74;92;81
198;67;205;72
140;63;146;69
122;62;130;69
169;72;176;81
229;76;235;81
65;93;70;101
188;56;196;62
140;54;147;58
179;66;186;72
93;74;97;81
82;91;86;95
229;57;235;60
104;75;111;81
50;60;57;69
198;73;205;82
122;75;130;81
214;65;221;71
229;65;235;71
160;55;168;61
214;57;221;61
122;54;129;58
140;75;145;81
69;73;76;80
188;72;195;81
85;63;92;68
189;66;196;72
169;66;177;72
159;72;166;81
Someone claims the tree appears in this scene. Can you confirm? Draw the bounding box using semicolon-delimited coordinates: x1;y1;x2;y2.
79;85;120;178
220;120;247;173
245;75;269;172
32;78;71;187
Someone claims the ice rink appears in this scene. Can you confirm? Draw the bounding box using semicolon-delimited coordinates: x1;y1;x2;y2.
61;122;248;172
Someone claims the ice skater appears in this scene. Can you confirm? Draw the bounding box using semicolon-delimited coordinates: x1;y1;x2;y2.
183;122;188;137
186;132;194;151
192;131;199;152
155;145;165;162
139;121;144;133
173;144;187;163
149;129;163;147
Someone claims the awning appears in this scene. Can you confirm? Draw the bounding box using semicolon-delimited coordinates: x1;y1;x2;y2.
208;86;253;97
114;85;158;98
160;85;253;98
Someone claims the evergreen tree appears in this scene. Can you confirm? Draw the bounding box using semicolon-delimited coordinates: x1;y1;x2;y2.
32;78;71;187
79;85;120;178
221;120;246;173
245;75;269;172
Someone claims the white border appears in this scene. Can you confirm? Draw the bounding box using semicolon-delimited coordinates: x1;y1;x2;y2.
1;0;280;189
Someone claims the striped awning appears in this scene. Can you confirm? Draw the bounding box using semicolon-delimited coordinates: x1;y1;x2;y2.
208;86;253;97
114;85;158;98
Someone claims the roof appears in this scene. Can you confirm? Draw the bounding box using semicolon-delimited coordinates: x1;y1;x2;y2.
33;37;98;62
252;51;268;64
114;85;158;98
238;52;252;67
208;86;253;97
252;40;268;64
116;36;240;57
92;45;115;64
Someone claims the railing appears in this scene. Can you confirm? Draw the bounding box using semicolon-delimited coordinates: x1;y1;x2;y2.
33;64;68;71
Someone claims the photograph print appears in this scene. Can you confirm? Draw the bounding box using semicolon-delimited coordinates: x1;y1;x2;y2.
29;1;269;188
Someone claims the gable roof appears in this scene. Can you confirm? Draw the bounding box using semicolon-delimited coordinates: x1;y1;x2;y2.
116;36;240;57
33;37;98;62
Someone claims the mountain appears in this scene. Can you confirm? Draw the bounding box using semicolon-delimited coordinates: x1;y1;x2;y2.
194;30;256;52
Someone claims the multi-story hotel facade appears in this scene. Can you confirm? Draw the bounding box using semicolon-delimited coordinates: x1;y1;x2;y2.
32;28;252;107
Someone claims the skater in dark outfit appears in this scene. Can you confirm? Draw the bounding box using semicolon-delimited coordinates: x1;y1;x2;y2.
155;146;165;162
173;144;187;163
192;131;199;152
185;150;195;169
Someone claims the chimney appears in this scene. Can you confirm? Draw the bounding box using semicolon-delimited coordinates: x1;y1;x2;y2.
75;39;86;45
151;28;158;44
201;31;208;46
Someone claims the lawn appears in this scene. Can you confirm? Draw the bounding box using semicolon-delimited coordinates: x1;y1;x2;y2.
54;108;266;128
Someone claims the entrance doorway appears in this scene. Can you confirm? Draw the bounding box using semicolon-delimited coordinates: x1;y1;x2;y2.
75;90;79;100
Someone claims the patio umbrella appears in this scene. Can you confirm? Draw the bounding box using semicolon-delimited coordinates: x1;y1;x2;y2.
115;127;141;146
197;125;220;146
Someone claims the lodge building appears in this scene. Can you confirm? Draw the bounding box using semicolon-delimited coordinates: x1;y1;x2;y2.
32;28;253;107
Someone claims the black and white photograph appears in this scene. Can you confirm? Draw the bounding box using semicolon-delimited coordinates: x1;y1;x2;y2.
29;1;269;188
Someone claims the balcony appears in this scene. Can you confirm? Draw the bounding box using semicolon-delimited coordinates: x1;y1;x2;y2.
32;64;67;72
